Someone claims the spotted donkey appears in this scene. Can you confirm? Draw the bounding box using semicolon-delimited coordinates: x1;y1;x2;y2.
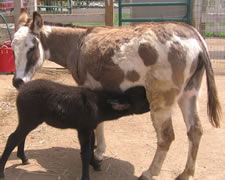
10;9;221;180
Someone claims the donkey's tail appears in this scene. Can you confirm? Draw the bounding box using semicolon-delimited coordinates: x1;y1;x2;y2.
200;43;221;128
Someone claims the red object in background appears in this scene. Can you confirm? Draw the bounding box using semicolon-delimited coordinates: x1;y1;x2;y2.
0;40;15;73
0;0;40;12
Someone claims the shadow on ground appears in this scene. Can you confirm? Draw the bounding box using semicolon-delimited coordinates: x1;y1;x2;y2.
4;147;137;180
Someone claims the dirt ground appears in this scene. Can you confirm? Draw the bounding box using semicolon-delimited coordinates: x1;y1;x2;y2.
0;60;225;180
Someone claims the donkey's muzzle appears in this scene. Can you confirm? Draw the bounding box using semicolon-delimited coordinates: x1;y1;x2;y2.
12;78;24;89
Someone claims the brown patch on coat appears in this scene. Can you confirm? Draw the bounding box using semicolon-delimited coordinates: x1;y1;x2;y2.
79;47;125;92
40;26;87;68
138;43;158;66
163;88;179;106
158;118;175;150
184;57;204;91
25;38;40;73
126;70;140;82
189;55;199;75
168;42;186;88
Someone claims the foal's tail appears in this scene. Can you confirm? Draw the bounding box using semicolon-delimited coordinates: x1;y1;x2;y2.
199;39;221;128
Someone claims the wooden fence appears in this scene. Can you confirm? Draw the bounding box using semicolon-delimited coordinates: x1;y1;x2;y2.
0;0;114;31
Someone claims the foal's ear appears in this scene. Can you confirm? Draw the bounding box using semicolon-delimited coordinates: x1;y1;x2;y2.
30;11;43;34
107;99;130;111
18;8;30;28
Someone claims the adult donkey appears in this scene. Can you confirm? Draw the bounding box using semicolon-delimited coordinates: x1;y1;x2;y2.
11;9;221;180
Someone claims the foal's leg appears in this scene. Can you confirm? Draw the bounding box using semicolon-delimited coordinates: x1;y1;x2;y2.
0;125;31;179
94;122;105;161
139;75;176;180
90;131;101;171
78;130;93;180
17;139;29;165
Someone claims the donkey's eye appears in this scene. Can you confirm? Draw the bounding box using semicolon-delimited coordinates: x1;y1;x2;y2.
25;43;28;47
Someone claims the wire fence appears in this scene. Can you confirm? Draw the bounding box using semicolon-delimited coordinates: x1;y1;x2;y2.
0;15;13;45
194;0;225;59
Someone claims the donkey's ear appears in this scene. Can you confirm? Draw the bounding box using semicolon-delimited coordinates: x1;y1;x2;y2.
18;8;30;28
107;99;130;111
30;11;43;34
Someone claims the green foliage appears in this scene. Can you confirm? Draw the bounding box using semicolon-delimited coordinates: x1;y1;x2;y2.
204;31;225;37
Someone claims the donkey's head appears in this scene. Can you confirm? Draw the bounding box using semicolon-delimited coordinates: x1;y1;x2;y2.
12;9;45;89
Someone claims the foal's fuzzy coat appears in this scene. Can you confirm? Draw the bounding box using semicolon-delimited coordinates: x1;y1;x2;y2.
0;79;149;180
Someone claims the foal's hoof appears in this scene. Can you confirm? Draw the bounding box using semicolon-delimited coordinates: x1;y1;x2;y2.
138;175;149;180
22;159;29;165
90;159;102;171
21;157;29;165
81;176;90;180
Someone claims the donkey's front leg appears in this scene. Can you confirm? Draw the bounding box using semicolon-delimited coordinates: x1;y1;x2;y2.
94;122;106;161
78;130;93;180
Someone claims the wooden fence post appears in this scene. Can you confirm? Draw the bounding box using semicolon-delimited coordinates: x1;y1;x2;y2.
14;0;22;31
105;0;114;26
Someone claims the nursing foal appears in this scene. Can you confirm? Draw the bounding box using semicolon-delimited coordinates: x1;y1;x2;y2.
0;79;149;180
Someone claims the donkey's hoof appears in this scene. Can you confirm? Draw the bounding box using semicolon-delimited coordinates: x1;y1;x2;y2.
138;171;154;180
175;173;189;180
94;151;104;161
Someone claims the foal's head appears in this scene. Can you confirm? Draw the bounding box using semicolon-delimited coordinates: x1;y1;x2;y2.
12;9;45;89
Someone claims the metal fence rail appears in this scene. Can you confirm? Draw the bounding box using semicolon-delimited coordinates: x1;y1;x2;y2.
118;0;192;26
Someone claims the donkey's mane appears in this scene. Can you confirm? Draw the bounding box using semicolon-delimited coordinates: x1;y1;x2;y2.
44;21;88;29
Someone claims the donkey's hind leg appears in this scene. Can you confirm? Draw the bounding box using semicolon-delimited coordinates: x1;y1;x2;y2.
176;57;204;180
176;91;202;180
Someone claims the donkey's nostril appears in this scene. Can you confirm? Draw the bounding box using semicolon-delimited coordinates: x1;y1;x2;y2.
12;78;24;89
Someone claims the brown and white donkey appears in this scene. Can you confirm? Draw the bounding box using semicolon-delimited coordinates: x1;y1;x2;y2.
10;9;221;180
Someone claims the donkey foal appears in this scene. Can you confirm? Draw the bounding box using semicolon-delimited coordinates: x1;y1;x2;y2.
0;79;149;180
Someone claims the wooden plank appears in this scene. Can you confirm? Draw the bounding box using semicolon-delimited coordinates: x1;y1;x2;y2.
105;0;114;26
42;14;104;23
